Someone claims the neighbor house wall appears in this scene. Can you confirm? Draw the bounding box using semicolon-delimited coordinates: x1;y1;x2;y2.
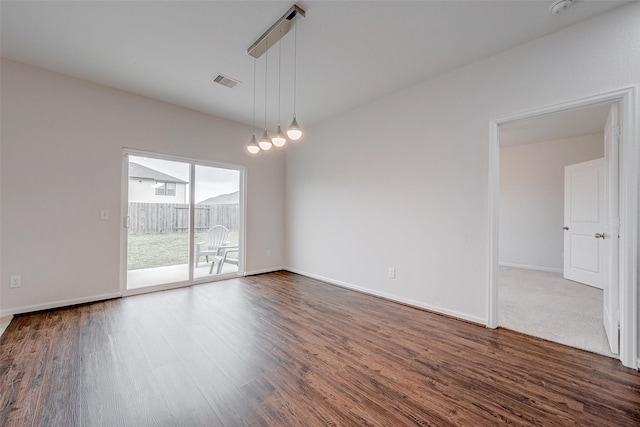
499;133;604;272
0;59;286;315
128;179;188;204
285;3;639;328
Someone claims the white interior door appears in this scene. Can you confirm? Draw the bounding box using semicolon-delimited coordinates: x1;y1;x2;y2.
563;158;606;289
603;103;620;354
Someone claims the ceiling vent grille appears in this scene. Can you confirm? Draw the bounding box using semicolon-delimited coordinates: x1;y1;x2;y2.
213;74;241;88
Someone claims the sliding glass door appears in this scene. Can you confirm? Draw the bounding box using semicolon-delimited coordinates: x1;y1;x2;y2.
193;164;240;279
124;152;243;291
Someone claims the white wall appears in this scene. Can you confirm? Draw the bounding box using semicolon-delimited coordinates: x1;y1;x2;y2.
499;133;604;271
1;4;638;355
286;3;640;326
0;59;286;315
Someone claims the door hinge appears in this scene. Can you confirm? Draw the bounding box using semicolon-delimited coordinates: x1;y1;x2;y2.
612;125;621;138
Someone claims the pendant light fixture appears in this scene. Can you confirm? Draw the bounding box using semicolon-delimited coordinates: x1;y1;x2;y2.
257;37;273;151
247;57;260;154
272;26;286;147
247;4;305;154
286;16;303;141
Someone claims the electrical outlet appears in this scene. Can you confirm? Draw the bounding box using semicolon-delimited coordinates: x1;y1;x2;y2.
388;268;396;279
266;250;271;257
10;275;21;288
100;209;110;220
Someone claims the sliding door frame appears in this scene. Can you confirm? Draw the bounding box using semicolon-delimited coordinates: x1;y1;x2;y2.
120;148;247;296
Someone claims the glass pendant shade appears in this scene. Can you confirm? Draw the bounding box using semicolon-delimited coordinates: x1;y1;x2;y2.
272;125;286;147
286;115;303;141
247;134;260;154
258;129;272;150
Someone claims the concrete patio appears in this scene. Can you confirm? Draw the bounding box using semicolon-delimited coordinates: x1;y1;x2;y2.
127;261;239;290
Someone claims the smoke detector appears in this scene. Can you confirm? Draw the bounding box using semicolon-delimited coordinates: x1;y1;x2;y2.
550;0;573;15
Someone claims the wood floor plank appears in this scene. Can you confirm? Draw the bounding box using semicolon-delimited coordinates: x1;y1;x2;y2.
35;309;83;427
1;271;639;426
111;395;177;427
1;334;50;424
152;361;222;425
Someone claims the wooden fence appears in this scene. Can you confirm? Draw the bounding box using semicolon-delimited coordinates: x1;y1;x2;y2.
128;202;239;233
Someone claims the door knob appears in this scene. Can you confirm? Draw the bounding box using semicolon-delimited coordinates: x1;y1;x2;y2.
595;233;605;239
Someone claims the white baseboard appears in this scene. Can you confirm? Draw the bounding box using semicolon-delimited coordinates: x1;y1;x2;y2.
0;268;283;316
1;267;487;328
285;267;486;326
499;262;563;274
0;292;122;317
245;267;286;276
0;316;13;337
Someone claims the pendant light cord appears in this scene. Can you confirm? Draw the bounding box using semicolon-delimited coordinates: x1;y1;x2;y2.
293;17;297;115
264;38;268;131
277;26;282;126
252;57;256;133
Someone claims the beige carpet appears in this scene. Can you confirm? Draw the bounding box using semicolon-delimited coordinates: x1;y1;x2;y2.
499;266;617;358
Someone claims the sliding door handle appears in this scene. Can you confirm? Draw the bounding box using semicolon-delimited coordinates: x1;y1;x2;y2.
595;233;605;239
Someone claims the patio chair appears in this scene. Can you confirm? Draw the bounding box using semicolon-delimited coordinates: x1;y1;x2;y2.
195;225;230;267
210;246;239;274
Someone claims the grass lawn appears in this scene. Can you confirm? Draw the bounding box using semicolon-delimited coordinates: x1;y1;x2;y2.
127;231;239;270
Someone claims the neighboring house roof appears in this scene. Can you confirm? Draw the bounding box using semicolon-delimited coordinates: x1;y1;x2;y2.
198;191;239;205
129;162;187;183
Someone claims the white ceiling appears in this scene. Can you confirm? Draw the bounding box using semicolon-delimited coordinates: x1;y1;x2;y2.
500;102;612;146
0;1;629;129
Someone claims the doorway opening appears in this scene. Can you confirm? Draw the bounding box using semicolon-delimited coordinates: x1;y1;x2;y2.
122;151;245;294
498;105;612;357
488;87;638;369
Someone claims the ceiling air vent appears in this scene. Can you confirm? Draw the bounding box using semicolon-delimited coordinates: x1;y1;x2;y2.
212;74;241;88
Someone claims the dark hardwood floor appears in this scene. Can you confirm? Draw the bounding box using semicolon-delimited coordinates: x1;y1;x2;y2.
1;271;638;426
